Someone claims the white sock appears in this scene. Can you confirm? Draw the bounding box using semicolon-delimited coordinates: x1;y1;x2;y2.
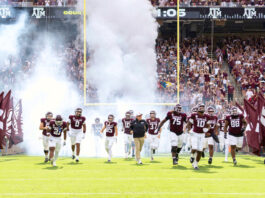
54;151;59;161
191;152;195;158
72;151;75;156
45;154;48;158
76;155;79;160
225;145;229;159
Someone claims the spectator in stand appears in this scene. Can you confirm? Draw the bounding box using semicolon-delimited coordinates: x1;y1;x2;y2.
227;82;234;102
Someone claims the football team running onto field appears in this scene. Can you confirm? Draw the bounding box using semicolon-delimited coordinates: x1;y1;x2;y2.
39;104;247;169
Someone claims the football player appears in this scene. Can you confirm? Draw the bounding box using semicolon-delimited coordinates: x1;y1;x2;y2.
218;114;229;162
39;112;53;162
224;107;247;165
91;118;103;156
47;115;67;166
203;106;218;165
186;103;210;170
100;114;118;162
146;110;161;161
158;104;187;165
67;108;86;162
122;112;134;158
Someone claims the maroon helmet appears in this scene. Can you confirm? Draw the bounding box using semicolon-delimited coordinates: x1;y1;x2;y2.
150;110;156;118
125;111;131;119
55;115;63;126
75;108;82;117
231;106;238;116
198;103;205;113
108;114;114;122
45;112;53;121
207;106;215;115
174;104;182;113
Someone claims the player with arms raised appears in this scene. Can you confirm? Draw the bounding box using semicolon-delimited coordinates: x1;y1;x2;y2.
39;112;53;163
224;107;247;165
47;115;67;166
67;108;86;162
146;110;161;161
218;114;229;161
101;114;118;162
122;111;134;158
186;104;210;170
203;106;218;165
158;104;187;165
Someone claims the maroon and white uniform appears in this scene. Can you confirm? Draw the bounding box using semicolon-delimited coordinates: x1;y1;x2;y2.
68;115;86;132
146;118;160;135
48;121;67;148
165;111;187;147
104;121;117;158
40;118;51;136
122;118;133;135
218;119;228;150
204;115;217;148
40;118;52;150
165;111;187;135
104;121;117;137
189;113;210;151
68;115;86;145
122;118;134;145
225;114;245;148
146;118;161;150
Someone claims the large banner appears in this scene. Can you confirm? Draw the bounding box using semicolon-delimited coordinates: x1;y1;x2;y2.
157;7;265;20
0;91;23;149
1;7;265;20
0;7;82;20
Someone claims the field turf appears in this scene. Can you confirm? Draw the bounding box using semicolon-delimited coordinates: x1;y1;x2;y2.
0;155;265;198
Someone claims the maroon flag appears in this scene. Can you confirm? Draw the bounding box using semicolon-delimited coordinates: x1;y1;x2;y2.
0;92;4;103
244;99;260;155
0;90;12;149
10;99;23;146
257;93;265;147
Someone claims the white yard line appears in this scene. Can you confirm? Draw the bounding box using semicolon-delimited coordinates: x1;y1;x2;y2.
0;177;265;181
0;192;265;196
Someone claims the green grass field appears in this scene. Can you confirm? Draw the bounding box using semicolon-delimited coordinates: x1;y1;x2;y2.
0;155;265;198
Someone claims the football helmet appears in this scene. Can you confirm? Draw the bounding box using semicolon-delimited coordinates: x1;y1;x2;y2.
174;104;182;113
198;103;205;113
207;106;215;116
150;110;156;118
191;106;198;113
55;115;63;126
95;118;100;123
125;111;131;119
108;114;114;122
231;107;238;116
75;108;82;117
46;112;53;121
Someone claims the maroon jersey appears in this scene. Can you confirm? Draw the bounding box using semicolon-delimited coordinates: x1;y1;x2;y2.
49;121;67;137
218;119;226;132
189;113;210;133
40;118;51;136
68;115;86;130
122;118;133;135
225;114;245;137
165;111;187;135
206;115;218;137
104;121;117;137
146;118;160;135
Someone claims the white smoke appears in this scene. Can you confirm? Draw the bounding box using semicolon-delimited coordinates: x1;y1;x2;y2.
14;36;81;155
85;0;158;103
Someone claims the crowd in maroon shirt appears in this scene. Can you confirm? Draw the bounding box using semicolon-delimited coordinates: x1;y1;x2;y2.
222;36;265;105
156;36;233;115
151;0;264;7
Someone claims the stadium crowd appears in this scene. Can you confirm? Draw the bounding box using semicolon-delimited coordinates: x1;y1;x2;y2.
156;36;233;116
151;0;265;7
222;36;265;105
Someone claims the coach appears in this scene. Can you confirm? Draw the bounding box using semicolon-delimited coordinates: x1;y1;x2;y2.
130;113;148;164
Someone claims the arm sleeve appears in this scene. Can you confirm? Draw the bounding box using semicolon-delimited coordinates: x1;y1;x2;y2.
130;121;134;130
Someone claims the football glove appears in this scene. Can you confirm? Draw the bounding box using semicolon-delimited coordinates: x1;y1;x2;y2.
63;141;66;146
224;133;227;139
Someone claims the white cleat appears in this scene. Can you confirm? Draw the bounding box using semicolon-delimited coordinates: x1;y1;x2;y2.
225;158;228;162
125;153;128;159
138;160;143;165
